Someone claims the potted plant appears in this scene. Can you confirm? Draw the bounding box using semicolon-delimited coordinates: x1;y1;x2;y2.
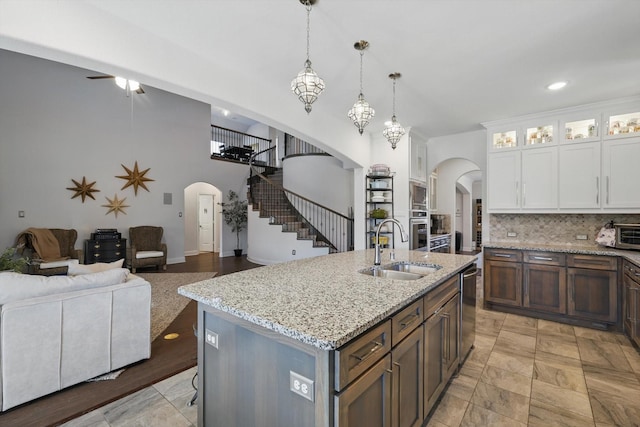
0;247;29;273
219;190;248;256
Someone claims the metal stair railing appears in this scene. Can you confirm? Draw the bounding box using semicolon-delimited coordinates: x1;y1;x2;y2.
249;147;354;253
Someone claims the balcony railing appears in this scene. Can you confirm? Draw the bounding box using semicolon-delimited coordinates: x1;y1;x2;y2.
284;134;328;158
211;125;272;163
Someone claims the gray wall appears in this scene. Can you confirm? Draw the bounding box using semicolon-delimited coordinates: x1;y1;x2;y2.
0;49;249;261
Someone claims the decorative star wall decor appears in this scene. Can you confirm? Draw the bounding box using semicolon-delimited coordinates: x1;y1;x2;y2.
102;194;130;217
116;161;154;195
66;176;100;202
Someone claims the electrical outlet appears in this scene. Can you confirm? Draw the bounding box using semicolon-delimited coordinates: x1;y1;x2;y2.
18;210;25;218
291;249;296;255
205;329;219;349
290;371;314;402
576;234;588;240
507;232;517;237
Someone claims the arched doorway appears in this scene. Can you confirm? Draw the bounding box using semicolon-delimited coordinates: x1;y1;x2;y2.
429;158;481;254
184;183;223;256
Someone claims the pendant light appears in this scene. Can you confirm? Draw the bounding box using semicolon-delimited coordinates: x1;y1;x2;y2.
291;0;325;114
347;40;375;135
382;72;405;150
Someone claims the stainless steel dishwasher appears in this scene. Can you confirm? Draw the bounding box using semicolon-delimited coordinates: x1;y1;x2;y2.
459;264;478;366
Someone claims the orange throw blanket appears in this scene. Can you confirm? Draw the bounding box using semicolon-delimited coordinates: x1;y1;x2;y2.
15;228;65;262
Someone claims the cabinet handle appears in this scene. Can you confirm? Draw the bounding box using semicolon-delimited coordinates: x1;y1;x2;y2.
606;176;610;205
596;177;599;205
93;244;100;249
523;182;526;207
351;341;383;362
399;311;421;331
533;256;553;261
515;181;519;205
493;253;512;258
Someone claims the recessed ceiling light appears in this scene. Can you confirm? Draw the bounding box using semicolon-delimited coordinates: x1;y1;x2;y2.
547;81;567;91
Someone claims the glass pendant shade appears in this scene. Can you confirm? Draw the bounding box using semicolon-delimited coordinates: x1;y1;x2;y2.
383;115;405;149
291;59;325;114
383;72;405;149
291;0;324;114
348;93;375;135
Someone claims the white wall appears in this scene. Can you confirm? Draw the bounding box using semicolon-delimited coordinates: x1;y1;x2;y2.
0;49;250;261
283;156;353;216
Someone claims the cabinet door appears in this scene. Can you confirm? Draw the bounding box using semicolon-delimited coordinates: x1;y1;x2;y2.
623;274;636;341
633;284;640;347
558;142;601;209
521;147;557;209
487;151;520;210
423;312;445;417
484;259;523;307
335;355;392;427
567;268;618;324
391;326;424;427
442;295;460;380
523;264;567;314
602;137;640;208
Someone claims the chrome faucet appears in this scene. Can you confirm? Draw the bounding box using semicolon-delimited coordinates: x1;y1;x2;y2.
374;218;409;265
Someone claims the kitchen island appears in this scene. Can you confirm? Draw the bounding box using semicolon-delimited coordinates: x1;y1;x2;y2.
178;249;476;427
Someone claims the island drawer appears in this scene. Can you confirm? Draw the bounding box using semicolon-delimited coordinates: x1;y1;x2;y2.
484;248;523;263
391;298;423;346
335;320;391;392
523;251;566;266
567;254;617;271
424;275;459;316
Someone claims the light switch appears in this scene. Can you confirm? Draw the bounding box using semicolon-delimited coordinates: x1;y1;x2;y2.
18;210;25;218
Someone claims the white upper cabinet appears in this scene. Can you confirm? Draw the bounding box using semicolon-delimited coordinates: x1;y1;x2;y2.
521;146;557;209
409;137;427;181
602;136;640;208
487;150;520;210
484;96;640;213
558;141;601;209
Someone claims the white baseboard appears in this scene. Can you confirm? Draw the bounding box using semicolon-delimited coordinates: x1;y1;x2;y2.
167;256;186;265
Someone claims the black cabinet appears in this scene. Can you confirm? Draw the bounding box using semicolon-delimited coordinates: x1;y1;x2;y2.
366;174;394;249
84;239;126;264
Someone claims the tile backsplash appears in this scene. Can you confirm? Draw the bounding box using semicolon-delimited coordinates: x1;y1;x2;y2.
489;214;640;246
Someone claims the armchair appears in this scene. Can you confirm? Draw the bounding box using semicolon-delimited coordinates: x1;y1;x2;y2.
126;226;167;273
16;228;83;275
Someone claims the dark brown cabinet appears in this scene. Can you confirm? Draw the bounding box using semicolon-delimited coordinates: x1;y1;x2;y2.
623;261;640;348
567;254;618;324
391;326;423;427
335;355;392;427
484;248;523;307
424;292;459;416
83;239;126;264
484;248;620;330
523;251;567;314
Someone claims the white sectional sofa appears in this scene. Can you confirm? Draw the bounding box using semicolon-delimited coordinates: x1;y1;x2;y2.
0;268;151;411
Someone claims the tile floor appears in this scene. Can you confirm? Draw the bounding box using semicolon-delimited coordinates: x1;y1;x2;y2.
62;279;640;427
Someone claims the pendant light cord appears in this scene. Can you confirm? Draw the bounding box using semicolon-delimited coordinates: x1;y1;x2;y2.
305;3;311;63
359;50;364;94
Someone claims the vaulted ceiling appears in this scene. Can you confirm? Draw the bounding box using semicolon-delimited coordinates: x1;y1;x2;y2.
1;0;639;160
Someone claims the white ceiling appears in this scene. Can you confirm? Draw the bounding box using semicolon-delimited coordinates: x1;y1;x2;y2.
2;0;640;142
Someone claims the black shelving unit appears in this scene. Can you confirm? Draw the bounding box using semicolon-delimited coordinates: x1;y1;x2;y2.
474;199;482;249
366;175;395;249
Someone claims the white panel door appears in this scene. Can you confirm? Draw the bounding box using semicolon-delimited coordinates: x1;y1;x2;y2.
487;151;521;211
558;142;601;209
602;137;640;208
521;146;557;209
198;194;214;252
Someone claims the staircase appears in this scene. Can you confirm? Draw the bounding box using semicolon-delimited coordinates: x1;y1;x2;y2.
249;169;334;251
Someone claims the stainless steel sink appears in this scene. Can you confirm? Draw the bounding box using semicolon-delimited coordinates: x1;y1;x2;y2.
359;268;424;281
382;261;442;275
359;262;442;281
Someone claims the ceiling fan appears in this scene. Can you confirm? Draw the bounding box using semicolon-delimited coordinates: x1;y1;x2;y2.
86;75;145;96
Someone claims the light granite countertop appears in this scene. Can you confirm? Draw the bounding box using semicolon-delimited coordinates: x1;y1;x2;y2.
178;249;476;351
483;241;640;265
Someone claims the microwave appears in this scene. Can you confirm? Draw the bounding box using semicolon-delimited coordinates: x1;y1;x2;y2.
409;181;427;215
615;224;640;250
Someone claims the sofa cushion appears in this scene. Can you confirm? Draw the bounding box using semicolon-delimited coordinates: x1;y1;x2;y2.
68;259;124;275
135;251;164;259
0;268;129;305
39;259;80;270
